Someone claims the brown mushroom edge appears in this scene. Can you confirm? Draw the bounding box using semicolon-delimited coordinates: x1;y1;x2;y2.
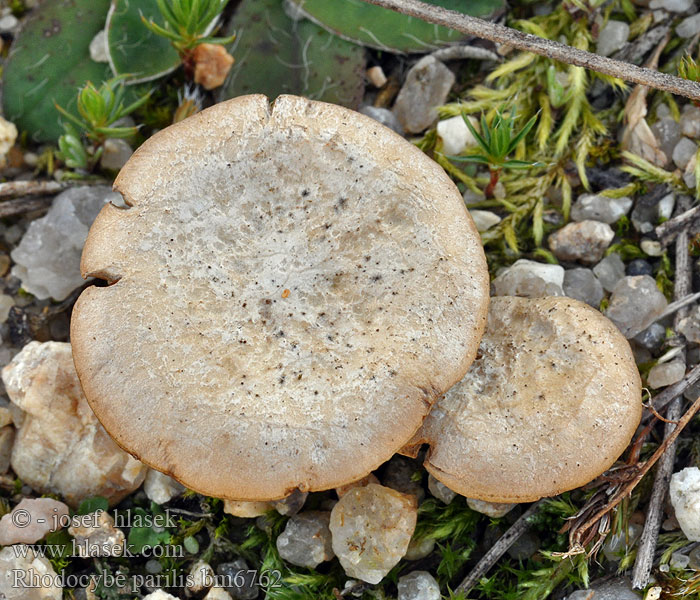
403;296;642;503
70;94;490;501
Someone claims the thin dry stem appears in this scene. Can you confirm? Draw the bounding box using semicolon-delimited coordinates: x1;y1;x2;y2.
570;393;700;550
632;221;692;588
454;500;544;595
359;0;700;101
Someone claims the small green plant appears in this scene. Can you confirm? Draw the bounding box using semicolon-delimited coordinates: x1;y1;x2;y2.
447;106;541;198
55;76;149;170
141;0;235;56
679;54;700;83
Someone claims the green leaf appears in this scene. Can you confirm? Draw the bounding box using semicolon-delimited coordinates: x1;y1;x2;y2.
126;507;172;554
2;0;112;142
480;113;491;149
503;222;519;253
546;65;569;108
502;159;541;168
58;134;89;169
462;113;489;154
218;0;366;109
93;125;139;137
446;154;491;165
183;535;199;554
286;0;504;53
507;112;539;154
107;0;181;83
533;198;544;246
77;496;109;515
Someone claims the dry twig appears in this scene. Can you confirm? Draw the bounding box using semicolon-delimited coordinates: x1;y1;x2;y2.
454;500;544;595
430;45;499;62
643;362;700;423
656;204;700;246
632;217;692;588
566;393;700;553
0;180;70;199
359;0;700;101
655;291;700;323
0;197;53;218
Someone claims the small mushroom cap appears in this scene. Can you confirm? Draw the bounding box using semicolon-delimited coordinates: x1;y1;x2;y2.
70;94;489;501
410;296;641;503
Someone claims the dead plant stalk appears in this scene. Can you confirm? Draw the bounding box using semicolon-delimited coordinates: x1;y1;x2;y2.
358;0;700;101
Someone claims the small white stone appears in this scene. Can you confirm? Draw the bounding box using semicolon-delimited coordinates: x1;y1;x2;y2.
657;193;676;220
0;294;14;323
492;259;565;297
10;186;119;300
641;238;664;256
677;13;700;36
0;116;17;167
682;105;700;139
649;0;694;11
596;20;629;56
397;570;440;600
427;474;456;504
657;104;672;119
606;275;668;338
0;545;63;600
276;511;334;568
593;253;626;293
273;488;308;515
4;224;22;245
647;587;662;600
359;106;404;136
671;467;700;541
678;305;700;343
2;341;147;507
563;268;604;307
0;15;18;32
187;560;215;595
223;499;274;518
23;152;39;167
100;138;133;171
673;137;698;169
330;483;417;584
468;209;501;232
0;498;70;545
143;592;179;600
548;220;615;265
466;498;516;518
366;66;388;88
89;30;109;63
144;469;185;505
204;588;233;600
570;193;633;224
436;115;479;155
393;56;455;133
670;551;690;569
68;510;126;557
648;358;686;388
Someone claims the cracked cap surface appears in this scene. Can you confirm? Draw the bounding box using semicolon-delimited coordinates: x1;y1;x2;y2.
70;94;490;500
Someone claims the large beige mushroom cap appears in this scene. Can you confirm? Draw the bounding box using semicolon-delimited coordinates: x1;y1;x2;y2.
407;296;641;503
70;94;489;501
